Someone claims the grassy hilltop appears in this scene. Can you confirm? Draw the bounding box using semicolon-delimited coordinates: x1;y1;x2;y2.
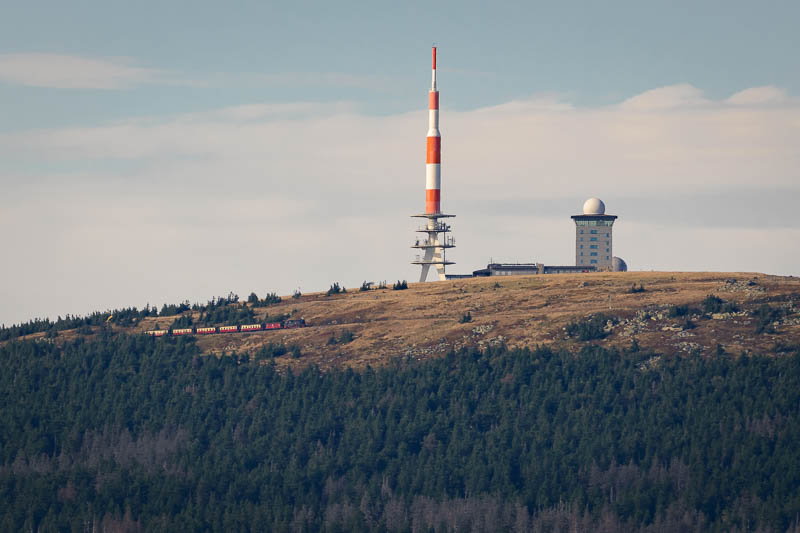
16;271;800;369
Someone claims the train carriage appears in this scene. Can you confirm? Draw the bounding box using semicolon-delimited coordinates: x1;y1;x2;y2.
240;324;263;332
196;327;217;335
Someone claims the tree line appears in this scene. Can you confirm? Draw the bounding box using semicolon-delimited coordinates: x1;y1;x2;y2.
0;334;798;531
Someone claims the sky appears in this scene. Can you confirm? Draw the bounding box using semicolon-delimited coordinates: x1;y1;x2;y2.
1;1;799;326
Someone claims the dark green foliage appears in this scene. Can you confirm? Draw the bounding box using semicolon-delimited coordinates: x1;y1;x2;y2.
565;313;616;341
339;329;354;343
290;344;302;359
683;319;696;330
327;329;354;345
629;283;646;293
702;295;739;314
1;337;799;531
459;311;472;323
772;340;800;354
393;280;408;290
667;304;698;318
247;292;259;304
254;342;289;359
169;314;193;329
327;282;344;296
159;301;191;317
183;293;253;326
190;292;239;313
251;292;282;307
265;312;290;324
753;304;787;334
0;305;156;341
360;281;372;292
292;289;302;299
197;305;254;326
493;282;502;289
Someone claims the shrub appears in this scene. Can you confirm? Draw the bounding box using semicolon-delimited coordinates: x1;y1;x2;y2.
159;301;191;317
683;319;697;330
753;304;786;334
565;314;617;341
170;315;193;329
247;292;259;305
459;311;472;324
667;304;699;318
327;329;355;345
339;329;355;344
702;295;739;314
393;280;408;290
629;284;646;293
265;292;282;305
702;295;724;313
377;281;387;289
493;282;502;289
292;289;302;299
254;343;288;359
327;283;344;296
360;281;372;292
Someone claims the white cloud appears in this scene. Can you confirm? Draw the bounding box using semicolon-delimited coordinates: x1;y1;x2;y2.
619;83;710;111
727;86;788;106
1;84;799;324
0;53;160;89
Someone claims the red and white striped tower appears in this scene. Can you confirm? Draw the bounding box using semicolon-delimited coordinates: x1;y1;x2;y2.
426;46;441;214
412;46;455;281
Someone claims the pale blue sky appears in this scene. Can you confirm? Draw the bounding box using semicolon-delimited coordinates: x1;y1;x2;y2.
1;1;798;325
2;1;798;128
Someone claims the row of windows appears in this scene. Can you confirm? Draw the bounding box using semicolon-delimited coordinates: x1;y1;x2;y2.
575;220;614;227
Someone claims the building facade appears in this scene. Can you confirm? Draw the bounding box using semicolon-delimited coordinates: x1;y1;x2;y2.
572;198;617;271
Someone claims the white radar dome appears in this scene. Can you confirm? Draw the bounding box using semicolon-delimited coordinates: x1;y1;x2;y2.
583;197;606;215
613;257;628;272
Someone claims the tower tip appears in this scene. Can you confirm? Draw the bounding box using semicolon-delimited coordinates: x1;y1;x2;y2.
432;46;437;70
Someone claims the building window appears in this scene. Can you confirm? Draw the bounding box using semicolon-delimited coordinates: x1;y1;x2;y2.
590;245;598;249
590;252;598;256
590;237;597;241
606;248;609;252
580;245;584;249
590;259;598;264
590;230;598;234
606;256;610;260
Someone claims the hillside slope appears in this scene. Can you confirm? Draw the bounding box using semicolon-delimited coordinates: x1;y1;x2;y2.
26;272;800;368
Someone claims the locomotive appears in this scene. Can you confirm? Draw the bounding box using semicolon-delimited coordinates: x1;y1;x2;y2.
145;318;306;337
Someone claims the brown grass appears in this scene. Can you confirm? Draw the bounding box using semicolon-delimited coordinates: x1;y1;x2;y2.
14;272;800;370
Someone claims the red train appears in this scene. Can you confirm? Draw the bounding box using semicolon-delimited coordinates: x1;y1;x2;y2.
145;319;306;337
